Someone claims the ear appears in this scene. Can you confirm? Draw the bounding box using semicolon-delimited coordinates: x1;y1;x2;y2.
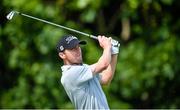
58;52;66;59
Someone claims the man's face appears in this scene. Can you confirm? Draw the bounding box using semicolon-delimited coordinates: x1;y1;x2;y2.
63;44;83;65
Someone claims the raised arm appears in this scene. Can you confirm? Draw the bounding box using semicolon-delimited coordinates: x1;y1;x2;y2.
90;35;119;85
90;35;112;75
100;54;118;85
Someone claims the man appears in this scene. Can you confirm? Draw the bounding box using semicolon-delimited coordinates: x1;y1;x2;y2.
56;35;119;109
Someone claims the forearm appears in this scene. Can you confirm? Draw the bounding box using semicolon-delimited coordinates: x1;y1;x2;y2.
100;54;118;85
108;54;118;81
98;47;112;68
91;47;111;74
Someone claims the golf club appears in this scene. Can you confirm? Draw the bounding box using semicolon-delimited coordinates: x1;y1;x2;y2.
6;10;120;47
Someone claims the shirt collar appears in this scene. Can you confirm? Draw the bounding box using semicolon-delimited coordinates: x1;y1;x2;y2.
61;65;72;73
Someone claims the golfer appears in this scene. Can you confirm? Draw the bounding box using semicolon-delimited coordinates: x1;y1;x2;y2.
56;35;119;109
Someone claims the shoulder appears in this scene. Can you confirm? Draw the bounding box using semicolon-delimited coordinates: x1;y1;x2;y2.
61;64;92;90
60;64;90;81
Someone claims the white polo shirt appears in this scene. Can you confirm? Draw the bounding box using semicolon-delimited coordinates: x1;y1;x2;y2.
60;64;109;109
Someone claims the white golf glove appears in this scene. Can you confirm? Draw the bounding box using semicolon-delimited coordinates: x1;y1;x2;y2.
111;39;120;54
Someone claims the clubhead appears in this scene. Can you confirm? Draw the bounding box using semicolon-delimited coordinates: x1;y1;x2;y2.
6;11;19;20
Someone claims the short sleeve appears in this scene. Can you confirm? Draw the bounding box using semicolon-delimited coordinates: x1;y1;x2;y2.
64;65;93;87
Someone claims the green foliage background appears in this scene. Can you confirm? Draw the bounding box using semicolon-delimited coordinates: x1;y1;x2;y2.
0;0;180;109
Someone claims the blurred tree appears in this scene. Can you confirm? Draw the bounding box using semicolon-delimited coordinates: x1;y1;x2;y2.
0;0;180;109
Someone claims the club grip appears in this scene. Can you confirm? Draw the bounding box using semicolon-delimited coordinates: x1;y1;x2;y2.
89;35;120;47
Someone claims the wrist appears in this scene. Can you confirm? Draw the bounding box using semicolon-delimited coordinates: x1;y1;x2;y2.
104;45;111;51
111;45;119;55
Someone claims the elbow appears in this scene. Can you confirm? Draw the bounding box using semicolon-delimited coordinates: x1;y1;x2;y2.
101;80;110;85
101;79;112;86
101;74;113;85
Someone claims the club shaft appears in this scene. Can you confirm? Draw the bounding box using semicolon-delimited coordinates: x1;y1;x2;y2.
10;11;120;46
19;12;98;40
